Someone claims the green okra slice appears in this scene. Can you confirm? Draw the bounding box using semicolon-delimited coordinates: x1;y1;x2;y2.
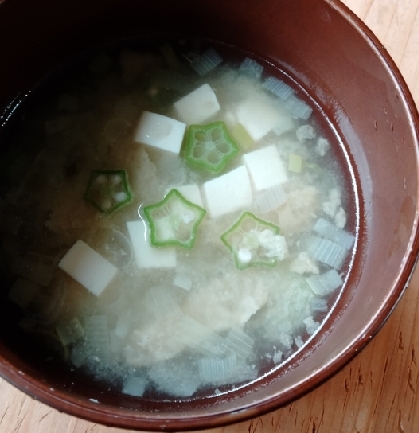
143;189;206;249
183;121;239;174
84;169;132;214
221;212;285;270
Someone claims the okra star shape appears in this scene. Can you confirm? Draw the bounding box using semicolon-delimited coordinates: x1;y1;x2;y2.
183;121;239;174
84;169;132;214
221;212;283;270
143;189;206;249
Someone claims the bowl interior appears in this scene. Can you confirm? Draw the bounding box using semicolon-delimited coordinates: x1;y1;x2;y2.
0;0;418;430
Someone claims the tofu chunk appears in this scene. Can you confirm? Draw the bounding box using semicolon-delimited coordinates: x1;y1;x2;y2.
127;220;176;268
134;111;186;154
236;99;279;141
58;240;117;296
166;184;203;207
243;145;288;191
174;84;220;125
202;166;253;218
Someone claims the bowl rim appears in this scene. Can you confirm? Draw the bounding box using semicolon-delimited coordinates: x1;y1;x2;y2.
1;0;419;430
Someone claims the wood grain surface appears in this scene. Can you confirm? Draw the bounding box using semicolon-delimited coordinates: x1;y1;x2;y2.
1;0;419;432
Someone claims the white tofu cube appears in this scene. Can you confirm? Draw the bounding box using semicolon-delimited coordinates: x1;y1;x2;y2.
127;220;176;268
202;166;252;218
166;184;203;207
134;111;186;154
236;99;279;141
58;240;117;296
243;145;288;191
174;84;220;125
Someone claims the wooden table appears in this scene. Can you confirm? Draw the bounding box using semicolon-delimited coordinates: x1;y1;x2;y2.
1;0;419;432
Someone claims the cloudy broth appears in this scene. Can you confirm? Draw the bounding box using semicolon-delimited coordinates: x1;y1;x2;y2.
0;40;357;399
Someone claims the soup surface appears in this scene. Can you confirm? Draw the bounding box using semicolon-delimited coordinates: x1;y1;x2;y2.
0;41;356;399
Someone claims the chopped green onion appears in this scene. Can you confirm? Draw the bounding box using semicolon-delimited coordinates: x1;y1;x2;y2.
183;121;240;174
190;48;223;76
230;122;254;150
224;328;254;360
174;315;226;355
307;236;347;269
288;153;303;173
148;358;200;397
83;315;110;362
263;76;294;100
285;95;313;119
306;269;342;295
84;169;132;215
313;218;355;250
144;287;181;317
143;189;206;249
239;57;263;79
253;184;287;214
198;354;237;385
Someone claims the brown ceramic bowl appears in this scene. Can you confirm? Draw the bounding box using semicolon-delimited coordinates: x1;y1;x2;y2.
0;0;419;430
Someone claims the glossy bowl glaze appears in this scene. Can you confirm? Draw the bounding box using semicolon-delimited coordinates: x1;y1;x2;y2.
0;0;419;430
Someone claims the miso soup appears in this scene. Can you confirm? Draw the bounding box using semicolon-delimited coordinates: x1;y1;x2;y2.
0;41;357;399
